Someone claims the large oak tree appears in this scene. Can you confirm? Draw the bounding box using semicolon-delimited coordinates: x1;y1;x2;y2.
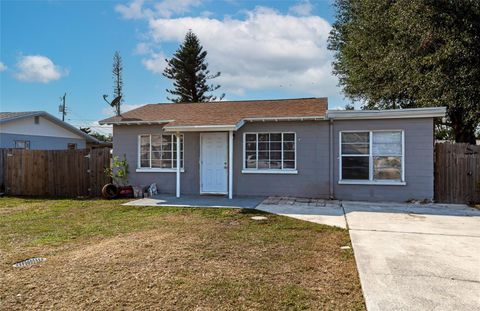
328;0;480;143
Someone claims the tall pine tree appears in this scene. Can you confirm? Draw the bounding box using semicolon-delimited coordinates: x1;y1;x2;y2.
163;30;224;103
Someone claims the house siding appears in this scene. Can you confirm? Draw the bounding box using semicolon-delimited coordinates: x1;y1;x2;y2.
333;118;434;201
234;121;330;197
112;125;200;194
113;118;434;202
0;133;86;150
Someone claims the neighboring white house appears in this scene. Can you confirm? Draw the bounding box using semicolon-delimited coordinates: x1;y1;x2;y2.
0;111;99;150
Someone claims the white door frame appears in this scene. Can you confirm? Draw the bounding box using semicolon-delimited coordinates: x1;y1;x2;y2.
200;132;228;195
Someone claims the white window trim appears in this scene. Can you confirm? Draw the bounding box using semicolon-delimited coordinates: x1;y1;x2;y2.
137;134;184;172
14;140;30;149
242;132;297;174
136;168;185;173
339;130;405;185
241;169;298;174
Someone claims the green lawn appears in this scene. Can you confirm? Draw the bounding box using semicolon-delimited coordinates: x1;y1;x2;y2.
0;197;365;310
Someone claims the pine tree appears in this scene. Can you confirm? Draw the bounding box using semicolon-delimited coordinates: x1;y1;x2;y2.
163;30;224;103
112;51;123;115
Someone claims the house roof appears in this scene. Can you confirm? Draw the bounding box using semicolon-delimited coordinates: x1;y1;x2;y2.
0;111;100;143
98;98;446;132
99;98;328;131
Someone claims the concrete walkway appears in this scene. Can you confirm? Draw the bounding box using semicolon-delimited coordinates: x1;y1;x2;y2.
256;198;480;311
124;194;265;209
255;197;347;228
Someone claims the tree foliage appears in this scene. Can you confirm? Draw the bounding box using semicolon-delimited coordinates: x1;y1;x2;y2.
112;51;123;116
80;127;113;143
328;0;480;143
163;30;224;103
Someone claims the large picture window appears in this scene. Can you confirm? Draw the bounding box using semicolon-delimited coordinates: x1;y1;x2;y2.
243;132;296;172
340;131;404;183
138;134;184;169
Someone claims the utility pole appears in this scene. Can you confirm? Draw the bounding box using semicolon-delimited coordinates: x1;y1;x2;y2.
59;93;67;121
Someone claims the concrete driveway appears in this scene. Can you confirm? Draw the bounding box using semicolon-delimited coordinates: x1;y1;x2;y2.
256;199;480;310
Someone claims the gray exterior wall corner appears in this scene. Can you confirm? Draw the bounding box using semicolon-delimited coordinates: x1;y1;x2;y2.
333;118;434;202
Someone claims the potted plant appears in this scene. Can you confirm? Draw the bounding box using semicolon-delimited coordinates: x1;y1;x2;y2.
102;154;132;199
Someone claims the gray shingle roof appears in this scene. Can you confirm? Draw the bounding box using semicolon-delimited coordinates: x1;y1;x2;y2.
0;111;44;122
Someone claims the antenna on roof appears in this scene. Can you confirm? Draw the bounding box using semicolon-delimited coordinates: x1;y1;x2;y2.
59;92;67;121
103;95;122;116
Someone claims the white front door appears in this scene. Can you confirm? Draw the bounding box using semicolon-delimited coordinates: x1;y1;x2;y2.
200;132;228;194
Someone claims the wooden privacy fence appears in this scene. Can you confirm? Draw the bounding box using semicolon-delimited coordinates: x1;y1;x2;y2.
435;143;480;204
0;148;111;197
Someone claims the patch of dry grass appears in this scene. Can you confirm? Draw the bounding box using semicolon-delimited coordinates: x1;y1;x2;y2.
0;197;365;310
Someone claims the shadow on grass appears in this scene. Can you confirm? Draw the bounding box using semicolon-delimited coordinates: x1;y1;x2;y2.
238;208;270;215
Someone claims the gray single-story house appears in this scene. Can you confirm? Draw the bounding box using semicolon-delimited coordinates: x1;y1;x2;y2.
99;98;445;202
0;111;99;150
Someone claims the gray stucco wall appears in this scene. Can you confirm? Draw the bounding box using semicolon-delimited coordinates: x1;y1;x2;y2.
0;133;86;150
234;121;330;197
333;118;434;201
113;118;435;202
113;125;200;194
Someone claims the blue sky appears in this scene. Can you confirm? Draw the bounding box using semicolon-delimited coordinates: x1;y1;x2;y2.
0;0;343;134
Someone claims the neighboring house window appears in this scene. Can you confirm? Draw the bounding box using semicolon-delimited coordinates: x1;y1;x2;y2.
14;140;30;149
243;132;296;171
34;116;40;124
340;131;404;182
139;134;184;169
67;143;77;150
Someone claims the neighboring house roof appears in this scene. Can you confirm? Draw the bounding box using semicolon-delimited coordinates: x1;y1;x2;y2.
98;97;446;132
99;98;328;131
0;111;100;143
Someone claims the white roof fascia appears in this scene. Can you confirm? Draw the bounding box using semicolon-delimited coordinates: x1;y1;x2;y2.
99;120;173;125
242;116;326;122
40;112;101;143
163;124;237;132
326;107;446;120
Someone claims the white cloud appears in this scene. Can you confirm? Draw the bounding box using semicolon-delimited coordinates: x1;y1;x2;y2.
14;55;67;83
154;0;202;18
115;0;149;19
142;52;167;74
200;10;213;18
116;0;201;19
137;6;338;97
289;0;313;16
134;42;152;55
0;62;7;72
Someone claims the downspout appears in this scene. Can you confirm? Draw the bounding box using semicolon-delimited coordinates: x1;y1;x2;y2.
176;132;181;198
329;118;334;199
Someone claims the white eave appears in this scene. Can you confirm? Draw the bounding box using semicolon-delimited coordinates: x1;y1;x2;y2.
163;124;238;132
326;107;446;120
163;116;326;132
98;120;173;125
242;116;326;122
